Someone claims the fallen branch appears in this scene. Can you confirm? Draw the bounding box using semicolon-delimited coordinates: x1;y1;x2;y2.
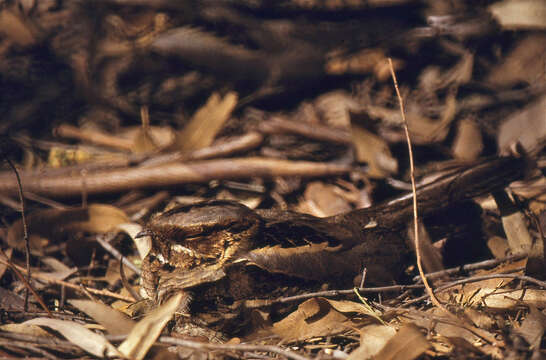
0;157;352;198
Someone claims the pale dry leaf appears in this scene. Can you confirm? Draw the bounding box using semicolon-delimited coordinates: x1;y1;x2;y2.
272;298;372;342
481;289;546;309
0;323;53;338
489;0;546;29
463;308;496;330
407;309;490;350
38;257;77;282
120;125;176;152
498;94;546;154
81;204;130;233
486;236;511;259
271;297;381;342
0;248;12;280
0;8;37;46
452;119;483;161
118;222;151;259
272;297;354;341
40;257;73;273
515;306;546;348
347;324;396;360
487;34;546;86
6;204;128;251
407;92;457;144
25;318;121;358
118;292;183;360
322;298;382;317
436;258;527;305
177;92;238;152
70;299;136;336
326;49;386;75
374;324;429;360
314;90;359;128
131;127;159;154
352;124;397;178
299;182;351;217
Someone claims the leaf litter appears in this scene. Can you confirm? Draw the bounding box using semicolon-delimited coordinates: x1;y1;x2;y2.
0;1;544;359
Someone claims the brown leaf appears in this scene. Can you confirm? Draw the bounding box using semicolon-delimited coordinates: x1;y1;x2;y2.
489;0;546;29
0;248;12;280
0;8;38;46
347;325;396;360
176;92;238;152
118;223;151;259
70;299;136;336
25;318;121;357
374;324;429;360
298;181;352;217
0;323;53;338
118;292;183;360
515;306;546;348
498;94;546;154
452;118;483;161
352;125;398;178
6;204;129;251
487;34;546;86
272;297;351;341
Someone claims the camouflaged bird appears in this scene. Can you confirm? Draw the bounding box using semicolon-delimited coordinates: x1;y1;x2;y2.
139;156;525;331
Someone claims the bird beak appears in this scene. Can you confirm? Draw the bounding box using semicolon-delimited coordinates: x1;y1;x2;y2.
135;229;153;238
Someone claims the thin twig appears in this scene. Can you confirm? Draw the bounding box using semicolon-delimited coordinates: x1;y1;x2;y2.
120;257;142;301
403;272;546;307
158;336;311;360
411;253;528;282
3;157;31;311
388;58;454;318
257;284;424;306
95;234;141;275
0;249;52;317
0;258;134;302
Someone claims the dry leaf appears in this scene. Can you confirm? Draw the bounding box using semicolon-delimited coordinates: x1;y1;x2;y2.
515;306;546;349
347;324;396;360
489;0;546;29
0;248;12;280
25;318;121;358
70;299;136;336
131;127;159;154
314;90;359;129
486;236;511;259
118;292;183;360
272;297;377;342
298;182;351;217
118;222;151;259
374;324;429;360
487;34;546;86
498;94;546;154
352;125;398;178
452;119;483;161
437;258;527;305
272;298;351;341
0;8;38;46
407;309;490;352
0;287;40;312
6;204;128;251
480;289;546;309
0;323;53;337
177;92;238;152
121;125;176;153
407;92;457;144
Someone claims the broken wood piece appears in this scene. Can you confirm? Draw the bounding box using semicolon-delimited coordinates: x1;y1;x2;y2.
0;157;352;198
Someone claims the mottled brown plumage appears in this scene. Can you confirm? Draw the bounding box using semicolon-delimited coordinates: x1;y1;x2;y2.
140;156;526;324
